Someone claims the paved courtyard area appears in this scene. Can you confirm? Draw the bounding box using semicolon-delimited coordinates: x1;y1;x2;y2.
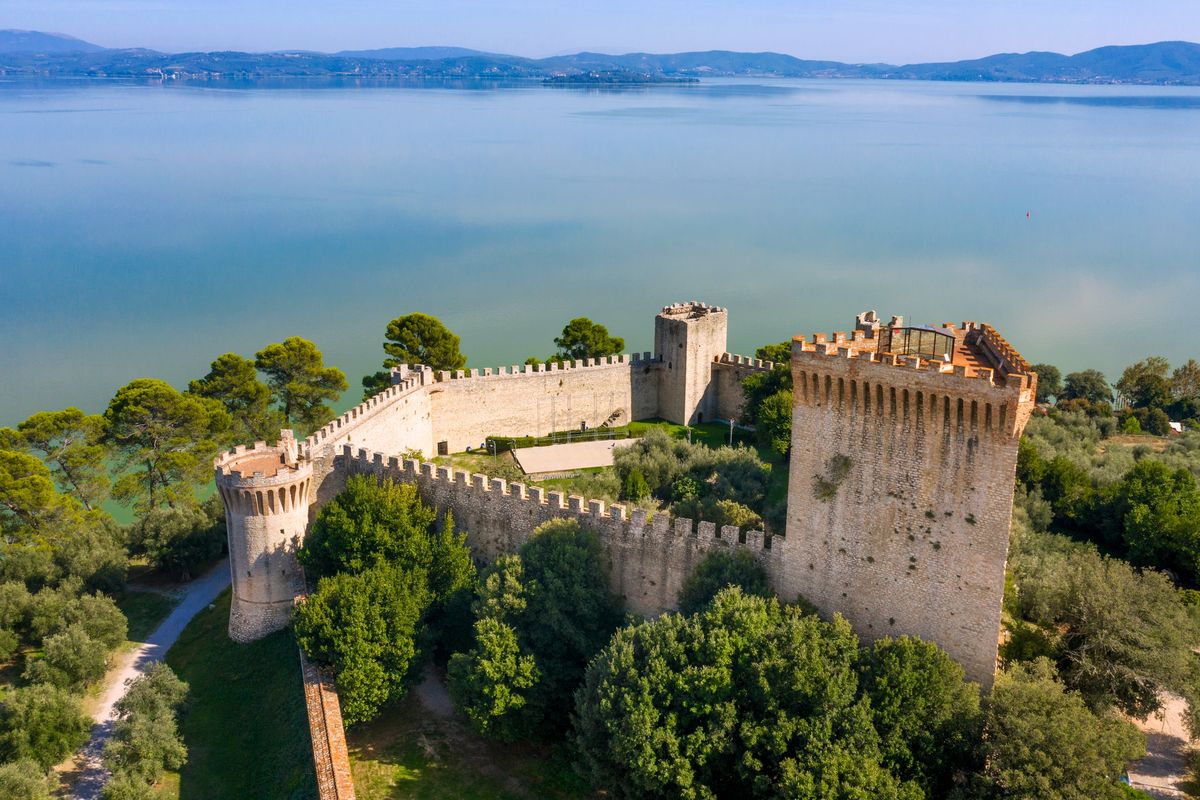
512;439;633;475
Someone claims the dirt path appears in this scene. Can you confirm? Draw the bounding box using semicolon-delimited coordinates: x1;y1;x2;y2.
65;559;232;800
1130;693;1194;799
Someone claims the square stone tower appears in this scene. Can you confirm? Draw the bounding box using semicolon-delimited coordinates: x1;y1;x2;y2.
654;302;728;425
781;319;1036;688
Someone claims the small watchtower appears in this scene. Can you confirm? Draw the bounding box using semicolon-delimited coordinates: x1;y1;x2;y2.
654;302;728;425
215;430;314;642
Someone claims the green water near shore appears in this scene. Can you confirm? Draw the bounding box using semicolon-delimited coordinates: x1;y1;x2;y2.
2;78;1198;426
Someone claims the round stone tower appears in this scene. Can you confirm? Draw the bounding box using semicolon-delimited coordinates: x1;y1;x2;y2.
214;430;313;642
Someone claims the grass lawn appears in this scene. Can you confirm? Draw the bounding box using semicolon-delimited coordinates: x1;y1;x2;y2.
348;686;594;800
115;590;179;642
163;590;316;800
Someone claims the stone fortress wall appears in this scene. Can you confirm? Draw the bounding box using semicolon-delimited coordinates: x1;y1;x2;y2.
218;302;772;643
217;300;1034;690
343;446;782;616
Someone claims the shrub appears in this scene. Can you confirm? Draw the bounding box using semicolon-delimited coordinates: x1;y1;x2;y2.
621;467;650;502
0;683;91;769
103;662;188;791
24;624;108;689
0;758;52;800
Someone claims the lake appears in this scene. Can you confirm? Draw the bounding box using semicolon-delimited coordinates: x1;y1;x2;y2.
2;77;1198;426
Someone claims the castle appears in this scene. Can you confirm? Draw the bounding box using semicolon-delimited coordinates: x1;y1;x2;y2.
215;302;1036;687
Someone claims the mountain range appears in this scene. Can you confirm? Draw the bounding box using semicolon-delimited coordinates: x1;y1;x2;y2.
2;30;1199;85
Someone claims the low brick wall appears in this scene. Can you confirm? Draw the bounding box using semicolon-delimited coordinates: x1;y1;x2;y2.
299;648;356;800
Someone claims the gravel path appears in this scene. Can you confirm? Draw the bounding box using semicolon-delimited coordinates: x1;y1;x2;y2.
68;559;232;800
1129;693;1194;799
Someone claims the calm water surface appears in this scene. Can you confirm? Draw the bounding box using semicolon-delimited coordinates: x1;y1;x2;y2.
2;78;1198;425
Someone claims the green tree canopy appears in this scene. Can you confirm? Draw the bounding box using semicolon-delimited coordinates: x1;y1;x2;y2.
363;313;468;397
574;588;918;800
254;337;347;434
1061;369;1112;405
1171;359;1200;403
0;683;91;769
756;389;793;457
553;317;625;361
1116;356;1172;410
0;758;53;800
383;312;467;370
449;520;622;741
621;467;650;502
0;448;71;536
858;636;982;796
299;475;439;579
24;623;109;689
0;447;124;591
188;353;281;443
740;342;793;428
1010;529;1198;719
755;341;792;365
1113;459;1200;580
447;616;539;741
103;662;188;792
976;659;1144;800
677;548;771;615
1031;363;1063;404
129;498;226;581
294;563;430;724
103;378;230;510
13;408;110;510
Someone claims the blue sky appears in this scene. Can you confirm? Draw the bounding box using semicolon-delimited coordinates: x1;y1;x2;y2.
5;0;1198;62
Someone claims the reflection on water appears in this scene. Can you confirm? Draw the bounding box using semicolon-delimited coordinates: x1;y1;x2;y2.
2;78;1199;425
977;93;1200;109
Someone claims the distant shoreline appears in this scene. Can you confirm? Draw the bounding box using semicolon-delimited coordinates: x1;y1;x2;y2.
2;38;1199;86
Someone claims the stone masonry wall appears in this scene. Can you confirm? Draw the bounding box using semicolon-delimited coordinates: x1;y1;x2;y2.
712;353;775;422
427;354;661;454
782;333;1035;688
300;368;435;510
342;445;782;616
299;647;357;800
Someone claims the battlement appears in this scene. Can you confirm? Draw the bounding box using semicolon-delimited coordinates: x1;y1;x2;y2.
215;432;310;484
301;368;430;454
430;352;659;383
659;301;727;319
341;444;773;557
792;320;1035;392
715;352;776;371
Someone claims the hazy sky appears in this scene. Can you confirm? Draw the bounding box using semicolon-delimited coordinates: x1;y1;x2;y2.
4;0;1197;62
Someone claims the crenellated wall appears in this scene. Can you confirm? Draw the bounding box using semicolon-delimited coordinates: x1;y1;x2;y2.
712;352;775;421
341;445;783;616
426;353;662;454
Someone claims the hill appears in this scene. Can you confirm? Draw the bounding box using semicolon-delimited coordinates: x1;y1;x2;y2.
1;35;1198;85
0;29;106;53
334;46;501;60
